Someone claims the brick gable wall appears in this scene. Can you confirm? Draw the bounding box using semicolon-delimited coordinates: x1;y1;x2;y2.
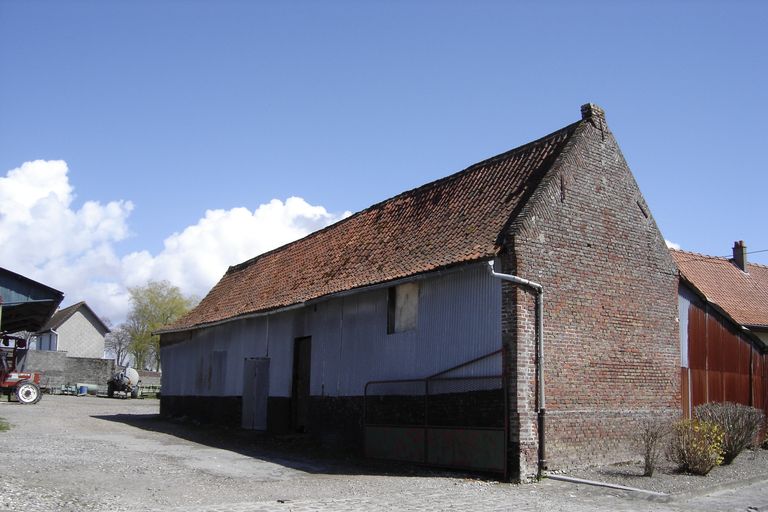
501;118;679;479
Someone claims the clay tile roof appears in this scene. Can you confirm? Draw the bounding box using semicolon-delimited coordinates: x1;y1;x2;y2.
671;249;768;328
164;120;583;333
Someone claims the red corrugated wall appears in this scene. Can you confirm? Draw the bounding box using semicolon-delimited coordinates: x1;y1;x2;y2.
684;300;767;417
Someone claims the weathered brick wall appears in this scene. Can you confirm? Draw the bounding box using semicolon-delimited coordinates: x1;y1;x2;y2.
22;350;67;388
503;109;680;477
500;250;540;481
65;357;115;387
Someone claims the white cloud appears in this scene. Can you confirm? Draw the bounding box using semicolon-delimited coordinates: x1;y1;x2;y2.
0;160;134;320
665;239;681;250
121;198;349;300
0;160;348;325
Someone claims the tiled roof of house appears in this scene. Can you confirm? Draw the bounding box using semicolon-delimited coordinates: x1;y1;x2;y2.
38;301;110;334
163;117;586;333
671;249;768;328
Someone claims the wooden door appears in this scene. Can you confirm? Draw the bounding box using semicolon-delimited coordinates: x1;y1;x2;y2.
292;337;311;432
242;357;270;430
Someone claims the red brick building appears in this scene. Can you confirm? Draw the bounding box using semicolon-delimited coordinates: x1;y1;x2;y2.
671;244;768;418
159;104;679;481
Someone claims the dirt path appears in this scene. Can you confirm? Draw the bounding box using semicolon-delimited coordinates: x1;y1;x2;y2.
0;395;766;511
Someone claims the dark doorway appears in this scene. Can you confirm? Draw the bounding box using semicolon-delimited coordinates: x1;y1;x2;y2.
292;336;312;432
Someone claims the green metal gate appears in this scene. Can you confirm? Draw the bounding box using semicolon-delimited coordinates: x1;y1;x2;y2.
364;350;507;477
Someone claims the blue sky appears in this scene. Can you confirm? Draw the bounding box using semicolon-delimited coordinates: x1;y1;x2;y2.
1;1;766;322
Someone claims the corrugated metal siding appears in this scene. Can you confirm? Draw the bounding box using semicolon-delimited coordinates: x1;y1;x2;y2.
162;261;502;399
331;263;502;395
161;315;285;396
687;298;708;411
679;285;693;417
416;264;502;378
683;292;763;414
678;286;693;368
706;313;724;403
309;299;343;397
752;349;767;416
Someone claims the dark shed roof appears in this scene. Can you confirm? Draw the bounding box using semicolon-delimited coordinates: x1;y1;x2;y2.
162;113;590;334
0;267;64;333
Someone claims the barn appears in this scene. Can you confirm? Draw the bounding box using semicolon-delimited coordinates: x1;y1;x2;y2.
157;104;679;481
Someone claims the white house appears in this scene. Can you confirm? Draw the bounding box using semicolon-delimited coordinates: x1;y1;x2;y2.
33;301;110;359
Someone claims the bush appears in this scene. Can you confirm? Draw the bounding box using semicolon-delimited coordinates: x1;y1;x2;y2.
666;419;724;475
636;417;669;476
695;402;765;464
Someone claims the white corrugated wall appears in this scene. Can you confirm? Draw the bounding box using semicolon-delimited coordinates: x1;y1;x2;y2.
162;261;502;398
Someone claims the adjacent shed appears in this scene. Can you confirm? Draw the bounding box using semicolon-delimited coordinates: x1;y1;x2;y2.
672;244;768;418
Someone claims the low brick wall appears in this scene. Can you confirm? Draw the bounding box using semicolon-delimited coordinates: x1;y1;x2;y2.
22;351;115;389
21;350;66;388
137;370;162;387
545;408;680;468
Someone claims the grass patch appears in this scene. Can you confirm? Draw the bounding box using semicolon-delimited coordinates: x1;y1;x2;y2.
0;417;10;432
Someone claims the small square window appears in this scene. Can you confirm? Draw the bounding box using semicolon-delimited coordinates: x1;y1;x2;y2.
387;282;419;334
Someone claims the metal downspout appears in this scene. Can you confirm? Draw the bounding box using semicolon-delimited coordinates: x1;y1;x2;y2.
488;261;547;477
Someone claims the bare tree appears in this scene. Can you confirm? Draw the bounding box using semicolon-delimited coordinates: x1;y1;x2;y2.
105;323;132;367
637;417;670;477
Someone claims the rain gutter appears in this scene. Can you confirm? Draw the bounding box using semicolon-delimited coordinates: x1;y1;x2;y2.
487;260;547;477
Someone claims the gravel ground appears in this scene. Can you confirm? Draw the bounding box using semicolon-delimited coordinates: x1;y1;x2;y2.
563;444;768;495
1;395;767;512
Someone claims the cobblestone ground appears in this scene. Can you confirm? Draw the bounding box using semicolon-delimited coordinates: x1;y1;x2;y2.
1;395;766;512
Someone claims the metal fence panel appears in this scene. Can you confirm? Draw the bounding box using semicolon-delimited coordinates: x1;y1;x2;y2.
364;350;506;475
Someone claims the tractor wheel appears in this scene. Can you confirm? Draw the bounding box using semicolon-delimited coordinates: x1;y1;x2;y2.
15;381;41;405
107;383;114;398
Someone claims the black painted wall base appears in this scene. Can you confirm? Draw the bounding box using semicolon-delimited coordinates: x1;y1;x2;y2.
309;396;365;452
160;394;364;446
160;395;242;426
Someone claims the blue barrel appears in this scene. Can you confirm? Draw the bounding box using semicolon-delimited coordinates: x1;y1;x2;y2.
78;385;88;395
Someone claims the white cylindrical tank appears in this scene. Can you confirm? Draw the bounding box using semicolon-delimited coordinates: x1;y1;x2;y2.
122;367;140;387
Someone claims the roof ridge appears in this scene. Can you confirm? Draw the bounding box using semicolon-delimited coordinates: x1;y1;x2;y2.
672;248;768;269
671;248;730;262
40;301;99;332
229;119;584;275
55;301;84;315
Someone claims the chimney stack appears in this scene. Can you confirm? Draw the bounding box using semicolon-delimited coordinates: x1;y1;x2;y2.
732;240;747;272
580;103;607;132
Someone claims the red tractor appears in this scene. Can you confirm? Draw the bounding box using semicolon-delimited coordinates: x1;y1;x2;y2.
1;334;42;404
